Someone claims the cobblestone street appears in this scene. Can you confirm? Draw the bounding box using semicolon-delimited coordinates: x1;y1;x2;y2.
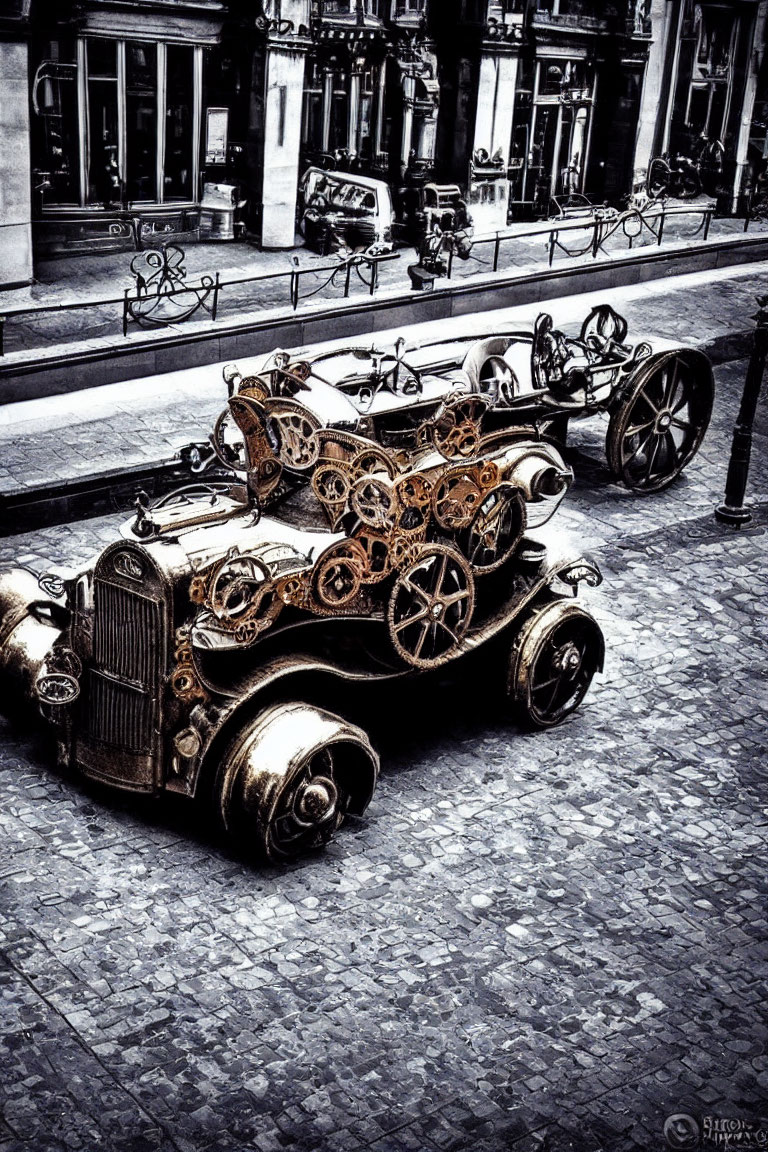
0;328;766;1150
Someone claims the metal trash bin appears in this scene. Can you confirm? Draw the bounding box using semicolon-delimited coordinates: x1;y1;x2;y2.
200;183;237;241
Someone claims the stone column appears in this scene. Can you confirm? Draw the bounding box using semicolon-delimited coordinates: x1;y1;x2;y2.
730;1;768;213
632;0;676;188
0;38;33;287
260;37;308;248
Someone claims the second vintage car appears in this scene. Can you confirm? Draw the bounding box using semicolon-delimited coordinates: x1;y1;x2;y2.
232;304;714;494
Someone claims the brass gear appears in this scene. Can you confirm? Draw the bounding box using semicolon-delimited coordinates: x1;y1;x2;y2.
351;445;398;480
353;527;391;584
312;463;352;507
312;540;366;610
262;398;320;471
350;474;399;531
432;467;484;531
396;472;433;509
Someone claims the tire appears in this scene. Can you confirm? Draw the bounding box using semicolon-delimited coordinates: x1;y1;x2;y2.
508;599;604;729
606;351;714;492
217;702;379;863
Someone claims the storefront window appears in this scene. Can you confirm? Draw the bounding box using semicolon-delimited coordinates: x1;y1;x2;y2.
125;42;158;202
321;0;386;13
32;41;80;206
684;6;735;142
86;39;119;206
165;46;194;201
32;37;203;211
331;80;348;151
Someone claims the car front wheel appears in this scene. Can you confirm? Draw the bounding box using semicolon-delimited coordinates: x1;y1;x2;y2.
508;600;604;728
217;703;379;863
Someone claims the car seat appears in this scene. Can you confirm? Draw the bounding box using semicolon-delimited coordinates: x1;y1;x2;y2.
579;305;629;356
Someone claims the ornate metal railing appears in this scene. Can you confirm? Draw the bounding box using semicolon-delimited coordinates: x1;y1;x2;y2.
0;247;398;357
442;201;716;279
0;203;760;356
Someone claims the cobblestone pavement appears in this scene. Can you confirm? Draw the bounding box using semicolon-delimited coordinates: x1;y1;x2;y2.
0;209;763;359
0;344;766;1150
2;261;767;499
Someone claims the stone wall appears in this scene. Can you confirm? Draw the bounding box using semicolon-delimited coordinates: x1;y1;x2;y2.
0;40;32;287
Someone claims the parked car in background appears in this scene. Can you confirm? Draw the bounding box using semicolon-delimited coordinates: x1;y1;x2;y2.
298;167;396;255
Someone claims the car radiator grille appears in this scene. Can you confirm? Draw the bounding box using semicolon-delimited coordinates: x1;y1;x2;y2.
88;673;153;753
89;580;162;753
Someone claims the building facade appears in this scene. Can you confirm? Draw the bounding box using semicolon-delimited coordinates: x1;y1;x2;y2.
0;0;766;285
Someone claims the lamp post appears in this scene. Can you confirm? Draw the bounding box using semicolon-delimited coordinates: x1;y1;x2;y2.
715;294;768;527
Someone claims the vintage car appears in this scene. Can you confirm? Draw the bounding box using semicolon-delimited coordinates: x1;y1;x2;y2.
0;344;606;865
244;304;714;493
298;167;396;255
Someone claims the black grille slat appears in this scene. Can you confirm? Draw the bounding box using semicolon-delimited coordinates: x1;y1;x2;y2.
94;581;159;687
88;673;152;753
88;577;163;758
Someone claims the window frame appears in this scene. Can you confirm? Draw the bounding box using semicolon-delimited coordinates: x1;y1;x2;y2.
37;34;203;210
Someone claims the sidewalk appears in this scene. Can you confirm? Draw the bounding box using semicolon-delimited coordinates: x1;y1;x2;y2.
1;261;767;508
0;210;764;362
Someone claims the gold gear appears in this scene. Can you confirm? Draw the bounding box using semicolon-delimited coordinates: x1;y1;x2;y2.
432;468;484;531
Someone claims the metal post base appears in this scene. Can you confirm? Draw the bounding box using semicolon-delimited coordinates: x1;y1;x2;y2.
715;503;753;526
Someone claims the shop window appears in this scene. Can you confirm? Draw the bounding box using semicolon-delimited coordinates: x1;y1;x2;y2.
165;46;194;201
685;5;735;141
31;41;80;206
86;39;119;206
125;42;158;202
321;0;386;15
32;37;202;210
330;80;349;151
540;59;590;101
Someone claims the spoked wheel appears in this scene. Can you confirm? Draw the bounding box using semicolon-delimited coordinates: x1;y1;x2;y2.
462;483;526;572
387;544;475;669
509;600;604;729
217;703;379;863
606;352;714;492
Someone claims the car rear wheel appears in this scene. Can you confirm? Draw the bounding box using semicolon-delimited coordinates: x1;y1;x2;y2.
606;352;713;492
508;600;603;728
217;703;379;863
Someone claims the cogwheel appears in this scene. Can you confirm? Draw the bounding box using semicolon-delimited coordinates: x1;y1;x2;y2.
476;460;501;490
189;575;208;605
396;472;433;509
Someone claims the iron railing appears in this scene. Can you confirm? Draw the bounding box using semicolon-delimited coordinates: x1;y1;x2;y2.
0;249;398;357
0;202;761;357
444;201;716;278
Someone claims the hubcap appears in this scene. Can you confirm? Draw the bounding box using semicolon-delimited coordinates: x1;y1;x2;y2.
552;641;582;675
655;410;672;433
295;775;338;826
